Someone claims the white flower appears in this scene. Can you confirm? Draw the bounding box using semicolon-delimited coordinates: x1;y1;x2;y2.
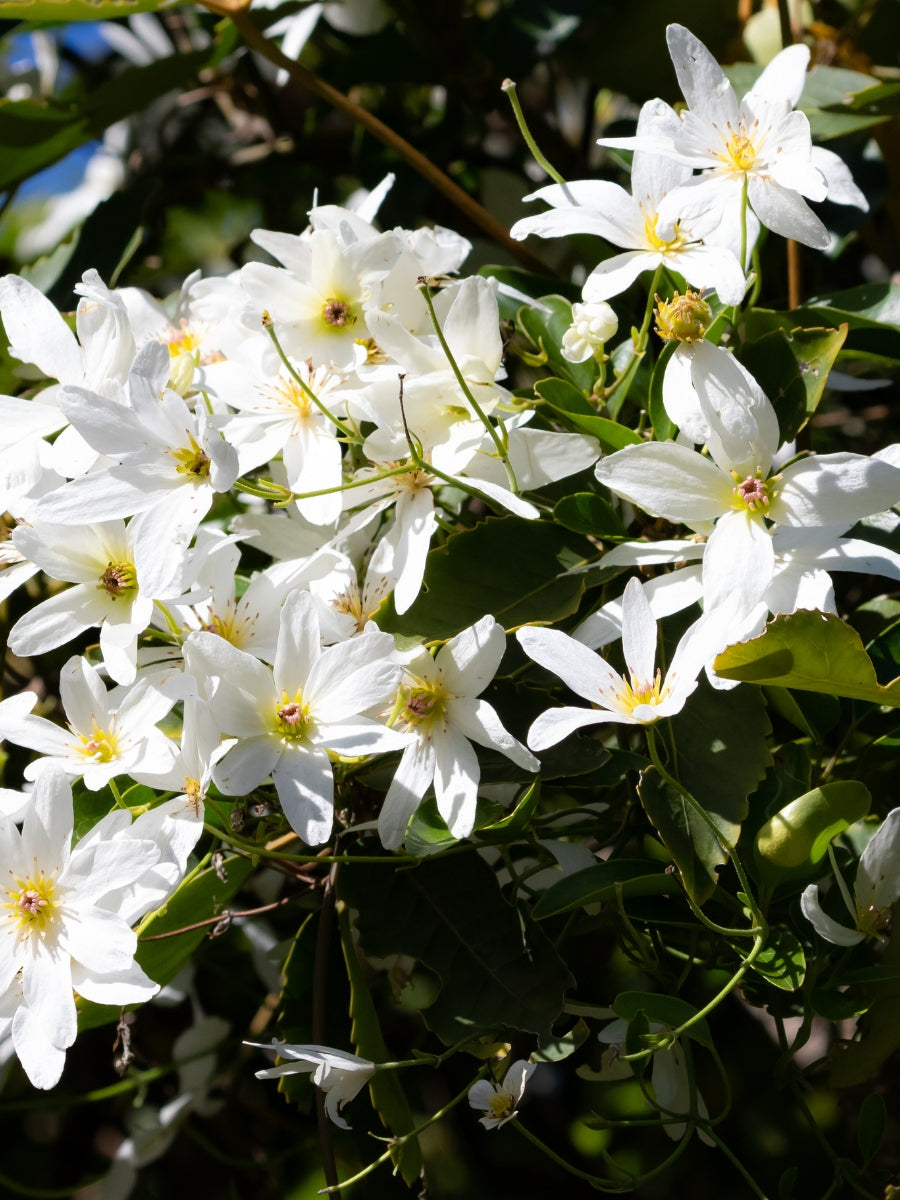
0;767;171;1089
184;589;406;845
513;98;746;305
517;578;750;748
246;1041;375;1129
600;25;849;250
379;615;538;849
468;1059;535;1129
0;655;177;790
582;1020;713;1144
801;809;900;946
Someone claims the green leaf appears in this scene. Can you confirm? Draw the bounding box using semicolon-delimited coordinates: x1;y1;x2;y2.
374;516;591;640
340;853;574;1044
535;377;642;451
476;777;541;842
858;1093;887;1166
754;782;871;887
534;1018;591;1063
739;325;847;443
0;0;179;17
647;339;676;441
714;611;900;707
666;677;771;848
338;906;421;1184
516;295;595;391
78;855;254;1031
552;491;625;538
478;264;571;322
532;860;677;919
612;991;713;1049
637;767;723;907
747;928;806;992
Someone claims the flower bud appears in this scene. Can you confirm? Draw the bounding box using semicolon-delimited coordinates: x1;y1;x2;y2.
654;290;712;343
561;300;619;363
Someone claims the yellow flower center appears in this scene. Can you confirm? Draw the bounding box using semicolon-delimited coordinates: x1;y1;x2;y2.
730;468;776;513
275;691;312;739
487;1090;514;1119
267;376;313;419
77;719;119;763
170;433;211;480
355;337;388;364
162;320;203;359
720;130;758;174
5;871;58;933
619;670;667;716
643;210;688;254
398;678;446;729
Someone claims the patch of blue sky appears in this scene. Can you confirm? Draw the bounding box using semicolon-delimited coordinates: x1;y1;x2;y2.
18;142;103;199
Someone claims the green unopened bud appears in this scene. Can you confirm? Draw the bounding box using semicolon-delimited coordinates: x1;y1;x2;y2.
654;290;712;343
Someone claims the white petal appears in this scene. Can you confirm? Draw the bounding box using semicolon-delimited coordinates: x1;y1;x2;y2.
800;884;864;946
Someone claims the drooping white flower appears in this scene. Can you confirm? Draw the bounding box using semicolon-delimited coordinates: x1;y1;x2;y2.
801;809;900;946
379;615;538;849
582;1020;713;1144
0;767;170;1089
246;1041;375;1129
468;1059;535;1129
561;300;619;363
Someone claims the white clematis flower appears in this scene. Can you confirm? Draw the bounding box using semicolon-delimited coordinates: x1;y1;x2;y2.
246;1041;375;1129
468;1059;536;1129
801;809;900;946
379;614;538;849
184;589;406;845
0;767;189;1090
518;578;755;748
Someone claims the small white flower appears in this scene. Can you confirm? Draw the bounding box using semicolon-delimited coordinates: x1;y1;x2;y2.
468;1059;535;1129
801;809;900;946
246;1041;375;1129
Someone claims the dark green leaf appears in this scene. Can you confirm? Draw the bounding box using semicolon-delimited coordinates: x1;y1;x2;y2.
532;860;677;919
374;516;591;640
637;767;724;906
340;853;574;1043
612;991;713;1049
739;325;847;443
534;1018;591;1062
535;377;642;451
747;928;806;992
858;1092;887;1166
552;491;625;537
667;677;772;848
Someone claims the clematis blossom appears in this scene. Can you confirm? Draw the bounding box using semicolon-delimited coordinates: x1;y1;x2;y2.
801;809;900;946
468;1059;536;1130
246;1041;375;1129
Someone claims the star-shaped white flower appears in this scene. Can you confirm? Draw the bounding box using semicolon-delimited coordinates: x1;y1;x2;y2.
246;1041;375;1129
468;1059;535;1130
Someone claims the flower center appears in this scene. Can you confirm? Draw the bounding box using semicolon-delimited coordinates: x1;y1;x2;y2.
731;468;774;513
171;434;211;480
487;1091;514;1119
275;692;312;740
857;902;892;940
398;677;446;729
5;871;57;933
322;298;356;329
162;319;203;359
654;290;712;342
620;669;667;716
642;209;688;255
98;560;137;600
77;719;119;763
355;336;388;364
720;128;758;173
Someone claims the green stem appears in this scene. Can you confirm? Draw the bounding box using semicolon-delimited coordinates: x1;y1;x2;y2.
605;265;663;406
288;461;416;501
704;1126;772;1200
502;79;566;185
827;842;858;925
417;283;519;493
319;1075;480;1193
109;778;127;810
